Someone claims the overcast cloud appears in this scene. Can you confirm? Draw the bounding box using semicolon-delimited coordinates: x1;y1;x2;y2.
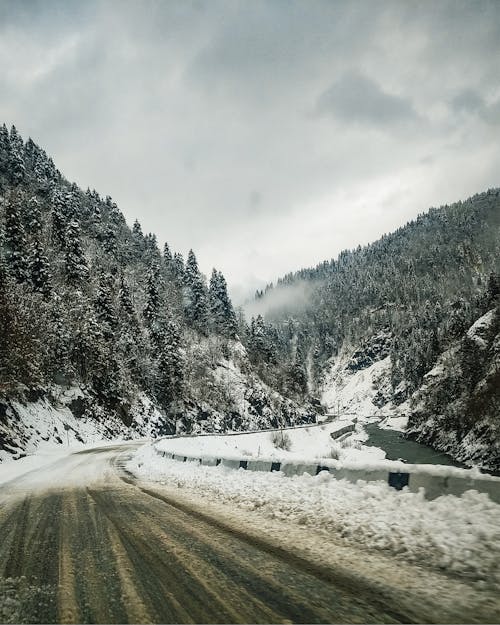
1;0;499;302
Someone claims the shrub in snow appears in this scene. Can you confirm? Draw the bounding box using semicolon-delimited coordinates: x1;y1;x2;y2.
341;438;362;450
271;430;292;451
328;443;341;460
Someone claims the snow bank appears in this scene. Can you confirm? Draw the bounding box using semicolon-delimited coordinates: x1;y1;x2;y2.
0;394;128;463
0;389;162;463
155;421;387;465
129;444;500;585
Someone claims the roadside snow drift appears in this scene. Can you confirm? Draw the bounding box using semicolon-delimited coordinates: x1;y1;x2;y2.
129;444;500;586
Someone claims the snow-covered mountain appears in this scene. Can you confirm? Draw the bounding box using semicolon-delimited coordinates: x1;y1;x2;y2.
407;308;500;469
0;124;315;460
248;191;500;469
1;123;499;469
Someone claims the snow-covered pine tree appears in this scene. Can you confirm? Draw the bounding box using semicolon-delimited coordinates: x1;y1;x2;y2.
28;237;52;298
118;275;137;322
171;251;185;285
143;263;161;328
8;125;26;185
24;195;43;235
0;124;9;181
155;318;184;412
65;220;89;285
163;242;172;263
4;191;28;283
184;249;208;333
94;272;118;340
208;268;237;338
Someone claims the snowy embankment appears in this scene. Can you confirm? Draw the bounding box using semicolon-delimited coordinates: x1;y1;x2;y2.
129;443;500;586
155;420;386;465
0;388;162;463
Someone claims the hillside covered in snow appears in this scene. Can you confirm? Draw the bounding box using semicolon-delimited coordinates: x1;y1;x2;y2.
248;191;500;469
0;125;315;460
1;123;499;470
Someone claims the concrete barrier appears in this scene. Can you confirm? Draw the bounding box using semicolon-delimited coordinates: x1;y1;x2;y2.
220;459;241;470
280;463;318;477
408;472;500;504
330;424;356;440
247;460;273;472
328;467;387;483
201;457;218;467
151;443;500;503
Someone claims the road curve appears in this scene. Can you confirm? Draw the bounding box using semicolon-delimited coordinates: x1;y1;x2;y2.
0;444;491;623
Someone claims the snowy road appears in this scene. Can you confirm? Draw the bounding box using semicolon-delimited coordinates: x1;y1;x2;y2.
0;443;498;624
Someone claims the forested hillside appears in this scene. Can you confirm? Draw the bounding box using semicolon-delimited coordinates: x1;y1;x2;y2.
248;190;500;468
1;123;499;468
0;125;314;459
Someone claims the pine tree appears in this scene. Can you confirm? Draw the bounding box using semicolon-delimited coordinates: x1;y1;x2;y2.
118;275;136;320
163;242;172;263
65;221;89;285
132;220;143;238
102;225;117;255
248;315;274;363
24;195;43;235
94;272;118;340
155;318;184;411
48;306;72;384
144;232;161;265
51;201;67;247
0;124;9;176
209;269;237;337
184;250;208;333
4;192;28;283
8;125;26;185
29;237;52;297
288;338;308;395
172;252;185;285
143;263;161;327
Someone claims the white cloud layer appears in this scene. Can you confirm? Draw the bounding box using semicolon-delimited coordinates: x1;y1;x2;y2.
1;0;499;302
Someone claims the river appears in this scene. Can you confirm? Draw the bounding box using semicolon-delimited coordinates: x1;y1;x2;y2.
364;422;465;467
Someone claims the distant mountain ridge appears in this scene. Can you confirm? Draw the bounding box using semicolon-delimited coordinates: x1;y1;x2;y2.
248;188;500;468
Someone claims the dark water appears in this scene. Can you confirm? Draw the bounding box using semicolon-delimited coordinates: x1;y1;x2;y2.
365;423;465;467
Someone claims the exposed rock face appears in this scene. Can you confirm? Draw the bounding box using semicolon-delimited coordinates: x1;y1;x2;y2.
345;330;392;373
407;308;500;470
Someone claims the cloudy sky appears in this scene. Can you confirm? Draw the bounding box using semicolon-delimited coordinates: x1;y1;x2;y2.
1;0;499;302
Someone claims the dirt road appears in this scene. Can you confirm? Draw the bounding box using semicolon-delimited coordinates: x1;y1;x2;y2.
0;444;496;623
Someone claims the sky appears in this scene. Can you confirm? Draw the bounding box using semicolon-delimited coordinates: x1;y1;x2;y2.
1;0;499;303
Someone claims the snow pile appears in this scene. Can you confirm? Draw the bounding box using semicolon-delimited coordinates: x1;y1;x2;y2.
129;444;500;584
155;421;387;464
0;389;161;463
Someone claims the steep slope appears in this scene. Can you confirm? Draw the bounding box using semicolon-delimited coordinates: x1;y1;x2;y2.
407;307;500;469
0;124;314;459
248;190;500;468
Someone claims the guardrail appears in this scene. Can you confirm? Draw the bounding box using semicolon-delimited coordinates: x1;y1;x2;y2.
154;417;356;444
152;445;500;504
